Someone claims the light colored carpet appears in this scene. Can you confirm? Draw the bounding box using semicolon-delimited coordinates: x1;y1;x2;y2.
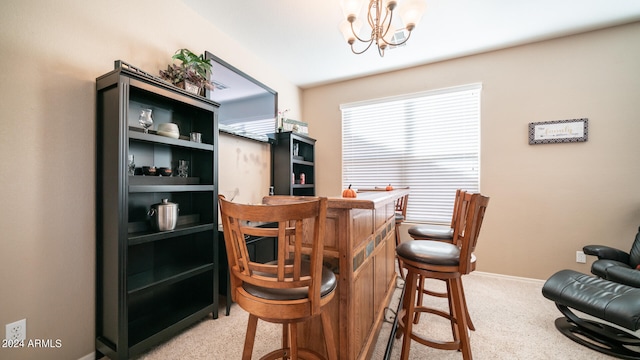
132;272;615;359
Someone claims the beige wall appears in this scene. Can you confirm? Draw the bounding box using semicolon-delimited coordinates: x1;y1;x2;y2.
0;1;295;359
303;21;640;281
218;134;271;204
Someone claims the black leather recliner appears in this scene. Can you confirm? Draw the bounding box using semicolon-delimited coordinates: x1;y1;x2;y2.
542;269;640;359
583;226;640;287
541;228;640;359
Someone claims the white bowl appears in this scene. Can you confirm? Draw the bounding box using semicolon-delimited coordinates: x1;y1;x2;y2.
157;123;179;133
157;130;180;139
157;123;180;138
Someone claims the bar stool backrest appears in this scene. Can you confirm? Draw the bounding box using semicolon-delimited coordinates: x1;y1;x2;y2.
218;195;328;315
455;192;490;274
396;193;409;220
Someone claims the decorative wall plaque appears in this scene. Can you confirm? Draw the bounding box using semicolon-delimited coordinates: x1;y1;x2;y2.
528;118;588;145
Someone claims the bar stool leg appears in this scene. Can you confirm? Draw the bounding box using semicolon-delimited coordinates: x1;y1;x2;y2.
290;323;298;359
282;323;289;358
451;277;472;359
413;275;425;324
446;280;459;342
321;310;338;360
243;314;259;360
400;269;419;360
460;278;475;331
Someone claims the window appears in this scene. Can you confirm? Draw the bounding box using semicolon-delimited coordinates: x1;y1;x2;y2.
341;83;481;224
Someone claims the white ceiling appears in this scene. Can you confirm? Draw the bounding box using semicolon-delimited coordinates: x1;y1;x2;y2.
182;0;640;88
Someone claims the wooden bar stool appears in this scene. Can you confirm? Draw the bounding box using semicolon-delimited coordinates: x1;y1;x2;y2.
218;195;337;360
405;189;475;329
395;192;489;360
407;189;465;241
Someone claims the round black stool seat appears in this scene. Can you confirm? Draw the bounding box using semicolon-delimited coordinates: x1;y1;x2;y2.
396;240;461;266
407;224;453;241
244;260;337;301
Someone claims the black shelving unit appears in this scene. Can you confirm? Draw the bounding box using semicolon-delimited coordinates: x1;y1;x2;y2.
271;131;316;196
95;61;219;359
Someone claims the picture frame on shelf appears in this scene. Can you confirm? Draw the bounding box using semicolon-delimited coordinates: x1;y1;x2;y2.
282;119;308;134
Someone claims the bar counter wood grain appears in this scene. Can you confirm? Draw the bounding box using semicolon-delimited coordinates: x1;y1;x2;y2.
264;189;409;359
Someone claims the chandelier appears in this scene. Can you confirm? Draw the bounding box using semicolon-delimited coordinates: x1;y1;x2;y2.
339;0;426;57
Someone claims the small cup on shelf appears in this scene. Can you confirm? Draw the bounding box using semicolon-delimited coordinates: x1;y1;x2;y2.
178;160;189;178
190;132;202;143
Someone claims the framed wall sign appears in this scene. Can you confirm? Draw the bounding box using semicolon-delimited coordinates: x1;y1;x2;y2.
528;118;588;145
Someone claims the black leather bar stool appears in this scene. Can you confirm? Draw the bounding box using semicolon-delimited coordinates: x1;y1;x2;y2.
407;189;464;241
396;192;489;360
406;190;476;329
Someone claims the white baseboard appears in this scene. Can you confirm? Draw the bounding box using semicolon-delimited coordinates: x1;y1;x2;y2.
472;271;545;284
78;352;96;360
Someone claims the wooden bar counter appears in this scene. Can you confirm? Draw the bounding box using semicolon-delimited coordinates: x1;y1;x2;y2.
265;189;409;359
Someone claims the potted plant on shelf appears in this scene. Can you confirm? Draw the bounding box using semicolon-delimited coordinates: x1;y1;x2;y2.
159;48;214;96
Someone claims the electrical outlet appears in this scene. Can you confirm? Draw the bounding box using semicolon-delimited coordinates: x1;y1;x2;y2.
576;250;587;264
5;319;26;342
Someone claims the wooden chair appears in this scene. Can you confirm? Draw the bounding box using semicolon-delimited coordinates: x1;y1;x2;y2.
396;192;489;360
407;189;465;241
405;189;475;329
218;195;337;360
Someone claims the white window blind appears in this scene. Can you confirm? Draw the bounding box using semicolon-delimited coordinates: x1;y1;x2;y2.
341;83;481;224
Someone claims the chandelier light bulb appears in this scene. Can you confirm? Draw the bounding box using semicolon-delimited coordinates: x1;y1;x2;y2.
340;0;366;19
384;0;398;11
377;37;388;51
399;0;426;30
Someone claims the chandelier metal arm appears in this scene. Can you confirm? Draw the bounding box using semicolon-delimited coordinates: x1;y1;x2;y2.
379;8;394;41
350;38;376;55
377;4;393;39
349;18;373;44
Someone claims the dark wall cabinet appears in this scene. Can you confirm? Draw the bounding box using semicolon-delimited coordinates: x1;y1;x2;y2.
96;62;219;359
271;131;316;196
